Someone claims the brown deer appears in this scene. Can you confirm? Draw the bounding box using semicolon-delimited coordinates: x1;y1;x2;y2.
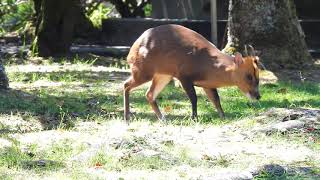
124;24;261;122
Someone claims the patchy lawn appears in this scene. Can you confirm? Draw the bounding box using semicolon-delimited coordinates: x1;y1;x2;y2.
0;59;319;179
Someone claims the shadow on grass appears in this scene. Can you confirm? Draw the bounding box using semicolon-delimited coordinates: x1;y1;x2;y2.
0;65;130;131
0;88;123;130
0;68;319;129
12;70;130;83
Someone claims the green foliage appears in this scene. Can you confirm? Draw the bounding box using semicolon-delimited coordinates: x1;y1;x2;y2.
87;3;112;29
0;0;34;34
143;3;152;17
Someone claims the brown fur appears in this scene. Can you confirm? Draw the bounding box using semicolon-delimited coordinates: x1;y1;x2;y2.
124;24;260;122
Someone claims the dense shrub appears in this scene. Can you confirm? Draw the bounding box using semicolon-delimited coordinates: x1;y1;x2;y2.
0;0;33;35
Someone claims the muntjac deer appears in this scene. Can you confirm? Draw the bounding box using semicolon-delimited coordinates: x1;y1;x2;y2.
124;24;261;122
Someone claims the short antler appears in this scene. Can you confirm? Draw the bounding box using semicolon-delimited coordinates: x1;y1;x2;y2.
248;45;267;70
244;45;248;57
248;45;256;56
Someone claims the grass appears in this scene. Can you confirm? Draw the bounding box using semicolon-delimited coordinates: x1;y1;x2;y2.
254;171;300;180
2;62;319;128
0;58;319;178
0;138;92;179
0;139;85;171
88;145;231;172
0;146;32;169
254;167;320;180
176;147;231;168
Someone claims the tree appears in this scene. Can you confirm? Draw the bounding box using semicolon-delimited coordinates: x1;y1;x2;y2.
0;63;9;89
109;0;150;18
32;0;96;57
223;0;312;69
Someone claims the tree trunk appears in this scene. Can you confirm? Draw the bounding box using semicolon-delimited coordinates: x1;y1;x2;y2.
0;63;9;89
223;0;312;69
110;0;150;18
32;0;95;57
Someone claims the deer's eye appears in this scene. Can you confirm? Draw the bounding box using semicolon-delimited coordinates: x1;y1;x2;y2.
246;74;253;82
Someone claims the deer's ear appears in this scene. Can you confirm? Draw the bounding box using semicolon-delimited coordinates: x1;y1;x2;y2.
234;52;243;67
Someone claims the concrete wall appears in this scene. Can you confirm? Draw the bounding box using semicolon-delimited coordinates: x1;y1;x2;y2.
151;0;211;20
101;18;221;46
150;0;320;20
295;0;320;18
151;0;228;20
97;0;319;49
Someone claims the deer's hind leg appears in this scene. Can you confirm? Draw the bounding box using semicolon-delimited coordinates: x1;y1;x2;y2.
124;74;151;123
146;74;173;121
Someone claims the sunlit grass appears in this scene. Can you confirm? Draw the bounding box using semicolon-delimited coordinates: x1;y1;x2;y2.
2;62;319;129
89;151;174;171
0;139;92;179
125;80;319;125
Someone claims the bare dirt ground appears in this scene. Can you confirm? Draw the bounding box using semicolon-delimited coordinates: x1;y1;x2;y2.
1;107;319;179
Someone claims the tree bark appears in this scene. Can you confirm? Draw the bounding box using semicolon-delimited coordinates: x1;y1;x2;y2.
0;63;9;89
32;0;96;57
110;0;150;18
223;0;312;69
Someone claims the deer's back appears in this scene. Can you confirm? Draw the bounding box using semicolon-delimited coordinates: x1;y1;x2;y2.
127;24;220;79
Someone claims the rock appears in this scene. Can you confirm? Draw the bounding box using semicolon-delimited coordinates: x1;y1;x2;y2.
246;167;260;176
161;140;175;146
110;138;135;150
212;171;253;180
286;166;312;176
287;166;320;178
253;108;320;134
252;164;320;179
71;149;99;163
262;164;286;176
136;149;160;157
262;108;320;121
272;120;305;132
0;138;12;149
36;160;47;167
23;159;61;168
282;113;303;121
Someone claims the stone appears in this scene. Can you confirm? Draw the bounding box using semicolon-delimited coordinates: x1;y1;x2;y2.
136;149;160;157
0;138;12;149
212;171;253;180
253;108;320;134
262;164;286;176
272;120;305;131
